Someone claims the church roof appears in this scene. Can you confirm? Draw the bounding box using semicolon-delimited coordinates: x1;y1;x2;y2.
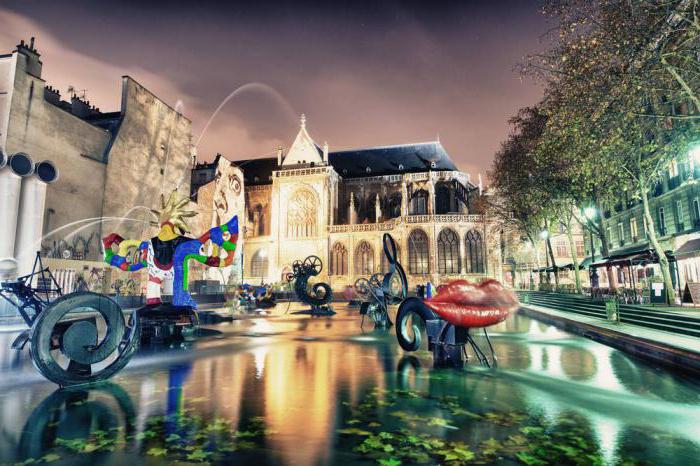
231;141;458;186
231;157;280;185
329;141;456;178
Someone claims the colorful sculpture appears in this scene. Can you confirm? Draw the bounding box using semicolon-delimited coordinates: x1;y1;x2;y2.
103;191;238;308
396;279;518;367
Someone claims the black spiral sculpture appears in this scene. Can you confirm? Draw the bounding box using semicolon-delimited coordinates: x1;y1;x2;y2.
357;233;408;328
286;255;335;315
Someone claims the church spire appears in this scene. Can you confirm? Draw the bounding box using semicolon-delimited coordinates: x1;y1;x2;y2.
282;113;324;166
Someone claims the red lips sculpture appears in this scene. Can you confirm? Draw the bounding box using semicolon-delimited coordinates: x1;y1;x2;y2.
423;279;518;328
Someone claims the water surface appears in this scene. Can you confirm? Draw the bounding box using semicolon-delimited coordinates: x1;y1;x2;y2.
0;304;698;465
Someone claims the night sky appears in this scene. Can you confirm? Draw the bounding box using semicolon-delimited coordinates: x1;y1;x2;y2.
0;0;547;179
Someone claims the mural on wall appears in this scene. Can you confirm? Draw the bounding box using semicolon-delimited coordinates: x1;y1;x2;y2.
206;161;245;284
42;232;96;261
74;266;107;293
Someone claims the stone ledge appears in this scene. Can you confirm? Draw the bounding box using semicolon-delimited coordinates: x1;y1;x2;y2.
519;304;700;377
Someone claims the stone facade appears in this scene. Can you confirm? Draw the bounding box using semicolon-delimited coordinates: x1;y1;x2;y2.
0;39;192;264
194;116;505;292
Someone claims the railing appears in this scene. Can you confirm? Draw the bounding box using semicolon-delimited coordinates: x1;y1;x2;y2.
328;214;485;232
329;220;398;233
274;166;334;178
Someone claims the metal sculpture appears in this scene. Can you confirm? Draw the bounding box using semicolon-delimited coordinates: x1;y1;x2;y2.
356;233;408;328
396;279;518;367
286;255;335;315
103;190;238;343
0;252;139;386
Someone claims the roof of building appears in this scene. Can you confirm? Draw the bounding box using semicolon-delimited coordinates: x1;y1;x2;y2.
229;141;458;186
330;141;456;178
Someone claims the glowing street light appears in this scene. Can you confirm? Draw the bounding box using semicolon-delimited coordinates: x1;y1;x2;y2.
583;207;597;220
539;230;549;239
689;144;700;164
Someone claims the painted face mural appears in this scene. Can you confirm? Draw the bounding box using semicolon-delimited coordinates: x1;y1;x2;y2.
102;190;238;308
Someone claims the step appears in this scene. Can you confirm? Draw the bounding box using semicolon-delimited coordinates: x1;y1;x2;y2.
521;294;700;337
619;316;700;338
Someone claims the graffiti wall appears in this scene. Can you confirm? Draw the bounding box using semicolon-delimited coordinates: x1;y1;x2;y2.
193;158;245;285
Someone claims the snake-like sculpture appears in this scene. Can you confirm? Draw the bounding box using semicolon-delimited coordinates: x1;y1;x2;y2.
287;255;334;313
102;191;238;308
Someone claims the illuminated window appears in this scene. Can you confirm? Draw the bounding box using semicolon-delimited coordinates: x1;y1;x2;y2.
555;240;567;257
437;228;461;274
408;229;430;274
618;222;625;243
355;241;375;275
630;218;638;240
410;190;428;215
330;242;348;276
669;159;679;178
250;249;268;278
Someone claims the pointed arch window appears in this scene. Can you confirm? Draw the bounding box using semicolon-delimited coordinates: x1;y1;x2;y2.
408;229;430;274
355;241;375;275
250;249;269;278
437;228;461;274
330;242;348;276
410;190;428;215
465;229;485;273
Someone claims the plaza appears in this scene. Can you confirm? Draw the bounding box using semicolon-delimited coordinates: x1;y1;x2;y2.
0;1;699;466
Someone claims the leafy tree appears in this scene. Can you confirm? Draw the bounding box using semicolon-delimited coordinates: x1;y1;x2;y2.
521;0;700;302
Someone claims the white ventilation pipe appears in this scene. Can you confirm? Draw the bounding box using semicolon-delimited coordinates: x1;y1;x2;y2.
0;152;34;280
15;159;59;278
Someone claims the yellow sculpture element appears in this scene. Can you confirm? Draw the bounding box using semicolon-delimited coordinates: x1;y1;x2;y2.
150;190;197;235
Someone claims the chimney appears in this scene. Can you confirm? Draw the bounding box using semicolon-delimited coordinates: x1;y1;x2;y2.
16;37;42;78
0;153;34;279
323;141;329;164
43;85;60;105
71;95;91;119
277;146;283;166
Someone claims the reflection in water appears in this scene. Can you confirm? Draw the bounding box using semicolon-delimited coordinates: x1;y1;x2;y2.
0;308;697;465
18;383;136;464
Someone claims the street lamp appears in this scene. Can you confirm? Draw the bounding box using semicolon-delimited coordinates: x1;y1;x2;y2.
689;144;700;163
539;230;549;239
584;207;596;220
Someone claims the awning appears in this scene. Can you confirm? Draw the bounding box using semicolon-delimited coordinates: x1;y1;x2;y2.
531;263;579;273
578;257;594;269
590;243;675;268
675;238;700;258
